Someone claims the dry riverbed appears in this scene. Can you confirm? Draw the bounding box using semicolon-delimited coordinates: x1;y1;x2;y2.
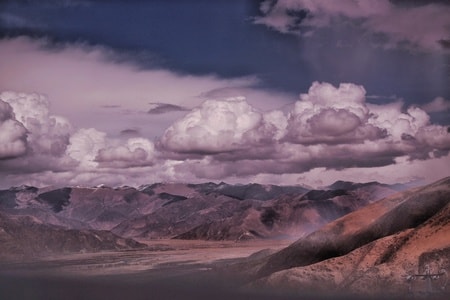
0;239;311;300
0;239;291;275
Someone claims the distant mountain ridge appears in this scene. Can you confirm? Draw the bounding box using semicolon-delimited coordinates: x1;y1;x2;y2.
0;181;402;249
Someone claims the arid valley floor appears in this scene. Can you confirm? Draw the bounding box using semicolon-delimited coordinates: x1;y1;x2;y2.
0;239;300;300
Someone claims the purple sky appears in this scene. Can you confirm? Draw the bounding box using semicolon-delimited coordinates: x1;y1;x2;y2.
0;0;449;188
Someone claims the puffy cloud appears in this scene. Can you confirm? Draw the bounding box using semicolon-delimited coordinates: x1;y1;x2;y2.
285;82;449;161
0;91;74;165
297;81;367;108
285;82;385;144
416;125;450;151
255;0;450;51
309;109;362;135
367;104;431;142
0;91;78;176
0;91;72;157
261;110;288;140
95;137;155;168
160;81;450;181
160;97;281;154
1;82;449;188
0;99;27;159
0;90;158;180
66;128;156;169
66;128;106;168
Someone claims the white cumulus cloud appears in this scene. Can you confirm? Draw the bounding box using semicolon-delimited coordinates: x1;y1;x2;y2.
285;82;384;144
66;128;106;168
96;137;155;168
0;99;27;159
159;81;450;181
1;82;449;188
160;97;280;154
0;91;72;157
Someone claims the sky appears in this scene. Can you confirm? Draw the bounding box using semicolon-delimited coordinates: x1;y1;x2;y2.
0;0;449;188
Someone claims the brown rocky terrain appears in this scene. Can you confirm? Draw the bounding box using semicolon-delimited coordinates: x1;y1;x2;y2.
233;177;450;298
172;183;398;240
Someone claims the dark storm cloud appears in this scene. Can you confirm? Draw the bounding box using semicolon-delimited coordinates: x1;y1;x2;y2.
120;128;140;137
0;0;89;7
147;103;189;115
439;39;450;49
101;104;121;109
0;12;42;30
1;0;447;115
255;0;450;51
172;144;402;180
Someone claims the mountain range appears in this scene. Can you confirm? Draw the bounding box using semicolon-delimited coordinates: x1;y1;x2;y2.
0;181;401;254
1;178;449;298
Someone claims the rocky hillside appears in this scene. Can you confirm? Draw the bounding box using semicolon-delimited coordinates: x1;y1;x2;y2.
174;182;398;241
232;177;450;297
0;212;146;260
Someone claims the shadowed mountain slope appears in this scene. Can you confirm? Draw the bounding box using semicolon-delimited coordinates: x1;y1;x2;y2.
229;177;450;294
255;177;450;277
173;183;398;241
252;197;450;297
